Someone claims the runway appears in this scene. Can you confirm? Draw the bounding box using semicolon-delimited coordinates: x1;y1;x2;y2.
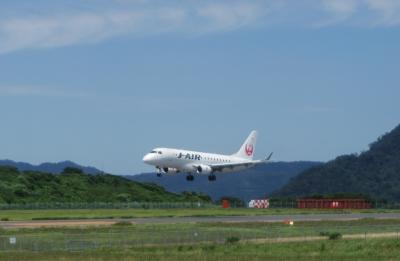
1;212;400;229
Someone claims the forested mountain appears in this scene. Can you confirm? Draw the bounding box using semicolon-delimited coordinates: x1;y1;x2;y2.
0;166;210;204
0;160;101;174
128;161;321;201
274;124;400;201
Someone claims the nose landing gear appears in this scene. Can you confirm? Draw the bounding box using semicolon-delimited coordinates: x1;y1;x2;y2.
186;174;194;181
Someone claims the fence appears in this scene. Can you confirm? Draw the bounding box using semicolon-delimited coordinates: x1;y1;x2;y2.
1;200;400;210
0;201;217;210
268;200;400;209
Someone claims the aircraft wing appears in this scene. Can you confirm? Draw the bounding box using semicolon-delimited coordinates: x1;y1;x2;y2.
210;152;273;173
209;161;260;172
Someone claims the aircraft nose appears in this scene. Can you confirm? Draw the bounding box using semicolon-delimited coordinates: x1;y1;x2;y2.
143;154;153;164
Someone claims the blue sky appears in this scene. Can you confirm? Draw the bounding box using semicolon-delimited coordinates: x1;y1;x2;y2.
0;0;399;174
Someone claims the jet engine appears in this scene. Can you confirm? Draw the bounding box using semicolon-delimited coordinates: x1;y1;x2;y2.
196;164;212;174
162;167;179;174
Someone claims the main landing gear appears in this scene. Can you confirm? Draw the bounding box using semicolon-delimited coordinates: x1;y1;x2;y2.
185;174;216;181
156;167;162;177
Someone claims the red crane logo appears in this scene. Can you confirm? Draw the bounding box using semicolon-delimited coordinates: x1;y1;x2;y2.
245;144;253;156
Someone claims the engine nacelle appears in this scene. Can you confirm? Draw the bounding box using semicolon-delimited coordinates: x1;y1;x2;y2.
162;167;179;174
196;164;212;174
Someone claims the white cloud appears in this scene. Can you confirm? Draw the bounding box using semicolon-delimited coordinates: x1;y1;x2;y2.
365;0;400;25
0;2;267;54
0;10;178;54
319;0;400;26
196;2;264;32
323;0;359;14
315;0;360;27
0;0;400;54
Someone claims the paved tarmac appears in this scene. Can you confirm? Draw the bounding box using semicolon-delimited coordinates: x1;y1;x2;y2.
1;212;400;229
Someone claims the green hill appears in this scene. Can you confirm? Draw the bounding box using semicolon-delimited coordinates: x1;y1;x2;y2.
0;166;211;204
274;124;400;201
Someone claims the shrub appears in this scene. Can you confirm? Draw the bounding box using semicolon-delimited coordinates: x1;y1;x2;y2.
329;232;342;240
225;236;240;244
320;231;342;240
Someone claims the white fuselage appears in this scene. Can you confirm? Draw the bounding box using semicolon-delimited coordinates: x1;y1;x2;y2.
142;130;269;181
143;147;257;174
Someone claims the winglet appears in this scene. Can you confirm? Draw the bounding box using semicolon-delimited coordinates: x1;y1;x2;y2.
265;152;273;161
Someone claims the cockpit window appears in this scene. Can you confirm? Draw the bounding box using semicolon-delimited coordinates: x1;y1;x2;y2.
158;151;162;154
150;150;157;153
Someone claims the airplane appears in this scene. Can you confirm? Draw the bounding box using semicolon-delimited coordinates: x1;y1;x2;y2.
142;130;273;181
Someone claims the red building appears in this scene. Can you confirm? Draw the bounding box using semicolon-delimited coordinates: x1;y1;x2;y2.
297;198;371;209
222;199;230;208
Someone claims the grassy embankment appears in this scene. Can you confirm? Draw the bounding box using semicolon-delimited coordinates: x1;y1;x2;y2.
1;237;400;261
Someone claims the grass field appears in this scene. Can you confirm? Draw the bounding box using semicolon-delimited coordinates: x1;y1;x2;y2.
1;208;400;221
1;219;400;252
2;238;400;261
1;219;400;260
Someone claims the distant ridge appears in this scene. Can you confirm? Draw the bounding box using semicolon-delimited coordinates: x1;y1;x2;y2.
127;161;321;201
0;159;321;201
274;124;400;201
0;160;102;174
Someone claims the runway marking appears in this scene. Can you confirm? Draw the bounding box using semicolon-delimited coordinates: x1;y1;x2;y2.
0;220;117;228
